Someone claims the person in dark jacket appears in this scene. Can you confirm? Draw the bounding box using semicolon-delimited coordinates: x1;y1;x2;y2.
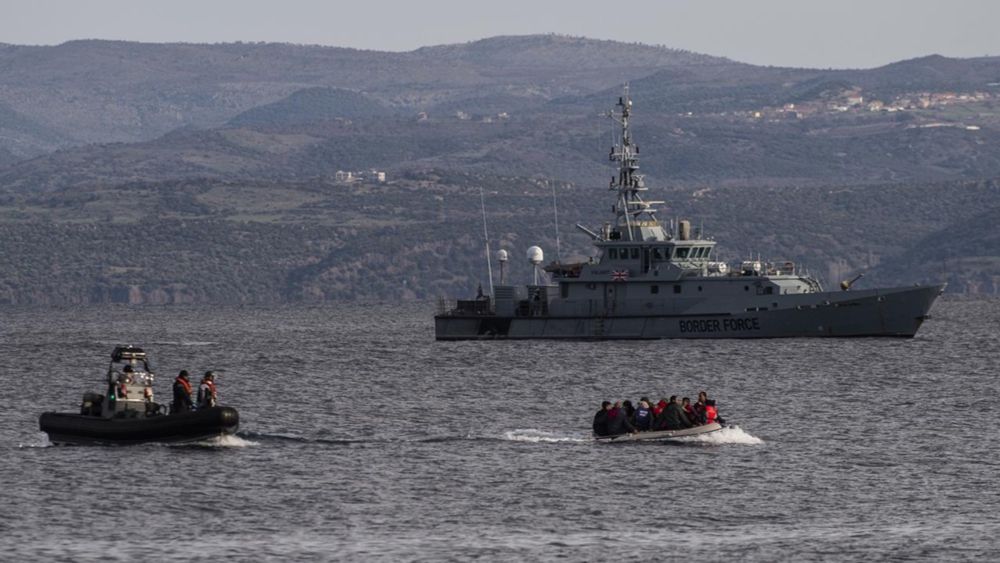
171;370;193;413
693;391;708;424
681;397;699;426
633;400;654;431
605;401;636;436
659;396;694;430
592;401;612;436
622;400;636;423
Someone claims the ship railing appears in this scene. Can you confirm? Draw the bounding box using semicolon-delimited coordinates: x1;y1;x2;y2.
436;297;494;316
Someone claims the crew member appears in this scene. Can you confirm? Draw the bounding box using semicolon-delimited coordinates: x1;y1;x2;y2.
172;370;193;413
197;371;218;409
118;365;135;399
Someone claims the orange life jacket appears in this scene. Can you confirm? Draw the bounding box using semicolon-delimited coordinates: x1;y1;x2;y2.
705;405;718;423
175;376;192;395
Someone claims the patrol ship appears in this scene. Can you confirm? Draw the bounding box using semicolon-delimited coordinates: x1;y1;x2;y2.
435;89;945;340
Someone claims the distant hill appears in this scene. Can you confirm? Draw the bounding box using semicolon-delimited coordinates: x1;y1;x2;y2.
228;87;394;127
1;36;1000;304
0;35;731;160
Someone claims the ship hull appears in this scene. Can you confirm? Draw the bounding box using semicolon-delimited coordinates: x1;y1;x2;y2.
435;284;944;340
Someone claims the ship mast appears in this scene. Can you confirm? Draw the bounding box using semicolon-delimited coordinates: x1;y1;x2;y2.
608;85;662;241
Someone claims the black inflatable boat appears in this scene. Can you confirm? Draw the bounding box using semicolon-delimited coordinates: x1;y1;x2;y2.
40;406;240;445
39;345;240;445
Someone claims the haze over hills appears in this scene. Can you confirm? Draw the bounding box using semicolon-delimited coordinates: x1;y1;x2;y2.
1;34;999;305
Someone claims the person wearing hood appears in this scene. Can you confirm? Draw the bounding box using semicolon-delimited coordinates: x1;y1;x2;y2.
592;401;612;436
171;370;193;413
633;399;654;431
605;401;636;436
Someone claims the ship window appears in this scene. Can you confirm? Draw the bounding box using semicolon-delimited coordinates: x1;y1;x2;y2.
651;285;659;294
698;286;703;292
608;248;618;259
652;248;663;260
744;285;750;291
561;283;569;298
630;248;639;259
676;247;689;259
765;287;774;295
673;285;682;294
698;247;707;258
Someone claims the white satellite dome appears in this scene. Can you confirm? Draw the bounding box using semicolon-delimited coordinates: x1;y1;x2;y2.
497;249;509;262
527;246;544;265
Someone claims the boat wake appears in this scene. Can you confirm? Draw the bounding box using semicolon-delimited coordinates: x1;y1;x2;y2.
673;425;764;445
500;429;589;443
183;434;259;448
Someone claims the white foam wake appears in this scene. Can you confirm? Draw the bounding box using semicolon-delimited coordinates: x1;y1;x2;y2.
501;429;588;443
677;425;763;445
189;434;259;447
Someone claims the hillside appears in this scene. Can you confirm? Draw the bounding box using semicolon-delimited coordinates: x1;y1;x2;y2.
0;35;729;160
1;36;1000;304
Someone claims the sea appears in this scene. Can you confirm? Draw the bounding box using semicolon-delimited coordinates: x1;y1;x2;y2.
1;299;997;561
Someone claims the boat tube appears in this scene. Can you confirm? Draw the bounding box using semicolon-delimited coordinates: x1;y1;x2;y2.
40;406;239;445
594;422;723;442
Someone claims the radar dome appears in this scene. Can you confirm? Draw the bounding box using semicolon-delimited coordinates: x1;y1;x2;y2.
527;246;544;265
497;249;509;262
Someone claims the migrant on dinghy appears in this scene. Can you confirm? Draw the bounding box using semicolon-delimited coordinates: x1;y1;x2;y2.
592;396;725;442
38;346;239;445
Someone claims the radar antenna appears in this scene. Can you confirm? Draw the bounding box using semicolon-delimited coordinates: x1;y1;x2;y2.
606;84;664;241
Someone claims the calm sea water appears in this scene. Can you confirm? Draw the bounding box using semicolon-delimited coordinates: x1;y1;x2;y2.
1;299;997;561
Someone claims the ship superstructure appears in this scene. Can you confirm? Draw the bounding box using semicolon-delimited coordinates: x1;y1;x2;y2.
435;89;944;339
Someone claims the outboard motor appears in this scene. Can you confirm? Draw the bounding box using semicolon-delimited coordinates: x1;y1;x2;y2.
80;392;104;416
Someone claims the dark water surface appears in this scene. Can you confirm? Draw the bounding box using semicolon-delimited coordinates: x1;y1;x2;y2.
1;300;997;561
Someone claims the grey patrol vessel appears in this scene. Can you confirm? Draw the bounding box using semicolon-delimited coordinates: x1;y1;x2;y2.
435;89;945;340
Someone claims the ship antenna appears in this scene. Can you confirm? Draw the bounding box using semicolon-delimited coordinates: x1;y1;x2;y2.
480;188;495;297
551;183;562;263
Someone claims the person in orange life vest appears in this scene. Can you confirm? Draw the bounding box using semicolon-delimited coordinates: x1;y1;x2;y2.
172;370;194;413
704;399;725;425
197;371;218;409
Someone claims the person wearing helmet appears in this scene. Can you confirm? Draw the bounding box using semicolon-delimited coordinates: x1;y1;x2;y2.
197;371;218;409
